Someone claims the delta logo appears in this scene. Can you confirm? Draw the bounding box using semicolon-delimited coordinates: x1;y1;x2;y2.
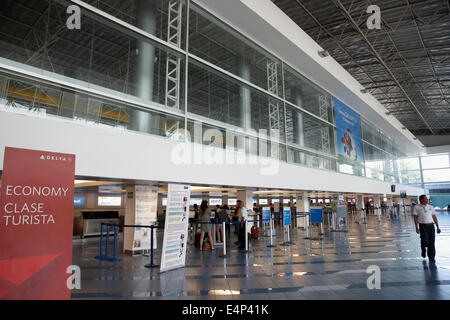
39;154;73;162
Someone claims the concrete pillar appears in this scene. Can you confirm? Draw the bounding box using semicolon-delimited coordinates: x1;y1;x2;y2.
237;58;251;131
356;194;364;211
292;88;305;165
130;0;159;134
296;191;309;229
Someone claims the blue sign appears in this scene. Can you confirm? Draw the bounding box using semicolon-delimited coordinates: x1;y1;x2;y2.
262;207;271;222
74;196;85;206
334;97;364;163
283;207;291;227
310;207;323;223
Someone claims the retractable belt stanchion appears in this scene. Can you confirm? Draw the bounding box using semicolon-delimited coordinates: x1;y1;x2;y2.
95;223;105;260
243;221;249;252
109;225;121;262
105;224;110;258
145;226;159;269
267;216;276;248
219;221;227;258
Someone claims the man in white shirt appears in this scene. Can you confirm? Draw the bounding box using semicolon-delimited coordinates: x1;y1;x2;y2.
413;195;441;262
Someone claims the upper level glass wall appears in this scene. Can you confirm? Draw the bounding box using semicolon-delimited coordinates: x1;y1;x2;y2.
187;61;286;143
82;0;187;49
0;0;186;115
189;5;283;98
283;64;334;122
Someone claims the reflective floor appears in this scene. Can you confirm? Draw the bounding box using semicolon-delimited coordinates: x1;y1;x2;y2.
72;212;450;300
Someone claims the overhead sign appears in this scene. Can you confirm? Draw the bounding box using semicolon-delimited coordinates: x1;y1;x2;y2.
74;196;84;206
0;147;75;299
334;98;364;164
283;207;291;227
310;206;323;223
160;184;190;273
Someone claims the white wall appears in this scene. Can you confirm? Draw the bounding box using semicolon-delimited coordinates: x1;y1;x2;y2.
0;110;424;196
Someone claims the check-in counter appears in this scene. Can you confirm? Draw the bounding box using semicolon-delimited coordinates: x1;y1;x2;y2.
81;211;119;238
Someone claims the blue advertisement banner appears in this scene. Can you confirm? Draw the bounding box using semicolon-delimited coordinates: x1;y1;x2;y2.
74;195;84;206
283;207;291;227
310;207;323;223
262;207;271;222
333;97;364;163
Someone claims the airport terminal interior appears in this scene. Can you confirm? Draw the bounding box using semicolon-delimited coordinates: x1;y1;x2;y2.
0;0;450;302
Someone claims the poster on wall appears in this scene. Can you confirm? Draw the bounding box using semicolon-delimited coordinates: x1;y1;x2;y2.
333;97;364;164
0;147;75;300
133;185;158;251
160;184;190;273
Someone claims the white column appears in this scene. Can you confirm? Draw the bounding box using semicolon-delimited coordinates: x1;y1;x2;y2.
296;191;309;229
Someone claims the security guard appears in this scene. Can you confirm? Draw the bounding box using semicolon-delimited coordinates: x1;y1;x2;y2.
413;195;441;262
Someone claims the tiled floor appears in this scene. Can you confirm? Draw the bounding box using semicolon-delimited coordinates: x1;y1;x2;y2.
72;212;450;300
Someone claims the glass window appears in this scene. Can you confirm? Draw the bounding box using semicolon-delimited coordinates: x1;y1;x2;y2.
189;5;283;96
187;62;286;142
397;157;420;171
283;64;333;121
423;169;450;183
83;0;187;49
0;1;185;114
421;154;450;169
285;105;335;155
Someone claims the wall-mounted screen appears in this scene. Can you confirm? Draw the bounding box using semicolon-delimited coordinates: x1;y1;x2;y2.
210;198;222;206
190;198;202;206
259;199;268;205
228;198;237;206
98;196;122;206
283;199;290;204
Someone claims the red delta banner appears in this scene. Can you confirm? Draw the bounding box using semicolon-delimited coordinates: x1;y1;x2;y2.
0;147;75;300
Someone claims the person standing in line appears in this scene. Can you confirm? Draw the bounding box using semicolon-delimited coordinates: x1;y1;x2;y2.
199;200;215;251
236;200;248;250
413;195;441;262
216;205;230;243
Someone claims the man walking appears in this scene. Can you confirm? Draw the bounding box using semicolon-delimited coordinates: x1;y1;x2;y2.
413;195;441;262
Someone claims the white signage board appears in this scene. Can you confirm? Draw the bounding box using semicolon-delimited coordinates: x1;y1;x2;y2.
160;184;191;272
133;185;158;250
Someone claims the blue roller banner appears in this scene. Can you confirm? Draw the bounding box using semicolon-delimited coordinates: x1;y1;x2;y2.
283;207;291;227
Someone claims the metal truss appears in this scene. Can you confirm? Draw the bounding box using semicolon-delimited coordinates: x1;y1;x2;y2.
267;60;280;131
273;0;450;137
165;0;183;109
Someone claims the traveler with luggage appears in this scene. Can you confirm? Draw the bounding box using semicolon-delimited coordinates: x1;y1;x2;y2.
198;200;215;251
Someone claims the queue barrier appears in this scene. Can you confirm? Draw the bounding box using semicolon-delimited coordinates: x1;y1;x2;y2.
96;217;293;266
95;223;163;268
